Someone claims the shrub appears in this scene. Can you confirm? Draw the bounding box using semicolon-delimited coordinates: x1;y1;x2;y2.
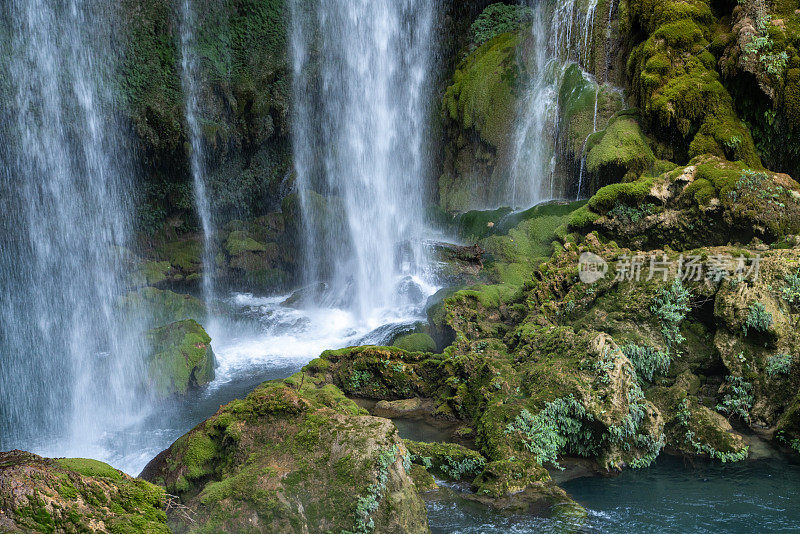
469;3;533;47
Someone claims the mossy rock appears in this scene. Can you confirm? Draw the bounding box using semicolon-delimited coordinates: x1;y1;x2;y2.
393;333;437;353
439;28;529;212
582;157;800;249
224;229;268;256
146;319;215;397
140;374;429;533
585;114;656;184
626;0;761;165
0;450;168;533
444;31;523;148
558;64;625;158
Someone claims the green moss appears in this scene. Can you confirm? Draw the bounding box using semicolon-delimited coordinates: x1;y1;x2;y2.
225;230;268;256
146;319;215;396
587;176;656;213
443;31;524;148
393;333;436;353
626;0;760;166
586;115;656;181
55;459;123;481
118;286;205;326
154;238;203;272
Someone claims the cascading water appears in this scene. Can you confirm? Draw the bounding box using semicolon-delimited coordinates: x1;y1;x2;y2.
508;0;603;207
0;1;148;457
179;0;215;307
290;0;437;319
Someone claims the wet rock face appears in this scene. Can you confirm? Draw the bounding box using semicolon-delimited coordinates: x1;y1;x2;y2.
0;451;169;533
140;375;429;534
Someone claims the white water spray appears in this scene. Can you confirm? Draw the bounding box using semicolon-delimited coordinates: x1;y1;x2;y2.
290;0;437;319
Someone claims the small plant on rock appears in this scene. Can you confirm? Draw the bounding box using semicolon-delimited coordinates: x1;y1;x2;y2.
766;353;793;378
716;376;754;422
622;344;671;382
651;279;691;354
743;301;772;336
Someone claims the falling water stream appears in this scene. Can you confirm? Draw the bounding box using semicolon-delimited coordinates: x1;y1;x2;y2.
508;0;606;206
290;0;437;319
179;0;215;307
0;0;149;457
1;2;799;532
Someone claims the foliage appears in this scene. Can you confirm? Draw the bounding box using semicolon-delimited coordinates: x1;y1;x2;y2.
766;353;793;378
742;301;773;335
607;202;657;223
504;395;596;468
469;3;533;48
622;343;671;382
350;446;401;534
650;279;691;354
743;16;789;77
716;376;754;422
781;269;800;305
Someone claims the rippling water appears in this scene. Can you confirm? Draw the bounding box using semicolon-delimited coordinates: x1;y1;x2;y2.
426;455;800;533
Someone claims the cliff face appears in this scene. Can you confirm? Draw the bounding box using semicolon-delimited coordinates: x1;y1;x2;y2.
116;0;291;233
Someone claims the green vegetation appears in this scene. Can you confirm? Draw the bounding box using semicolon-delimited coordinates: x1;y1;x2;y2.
716;376;754;422
146;319;215;396
766;353;793;377
505;395;592;468
650;279;691;354
469;3;533;49
393;333;437;353
743;302;773;336
622;344;671;382
0;451;168;533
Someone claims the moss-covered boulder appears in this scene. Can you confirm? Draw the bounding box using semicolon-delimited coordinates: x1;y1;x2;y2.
140;374;429;533
146;319;215;397
0;451;169;533
585;113;657;185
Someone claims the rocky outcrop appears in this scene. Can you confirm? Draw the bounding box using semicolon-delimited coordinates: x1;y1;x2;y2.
146;319;215;397
572;156;800;250
118;0;292;233
0;451;169;533
140;374;429;533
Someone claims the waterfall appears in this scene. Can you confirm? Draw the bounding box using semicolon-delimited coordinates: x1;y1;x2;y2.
0;1;147;454
508;0;602;207
179;0;215;306
290;0;436;318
